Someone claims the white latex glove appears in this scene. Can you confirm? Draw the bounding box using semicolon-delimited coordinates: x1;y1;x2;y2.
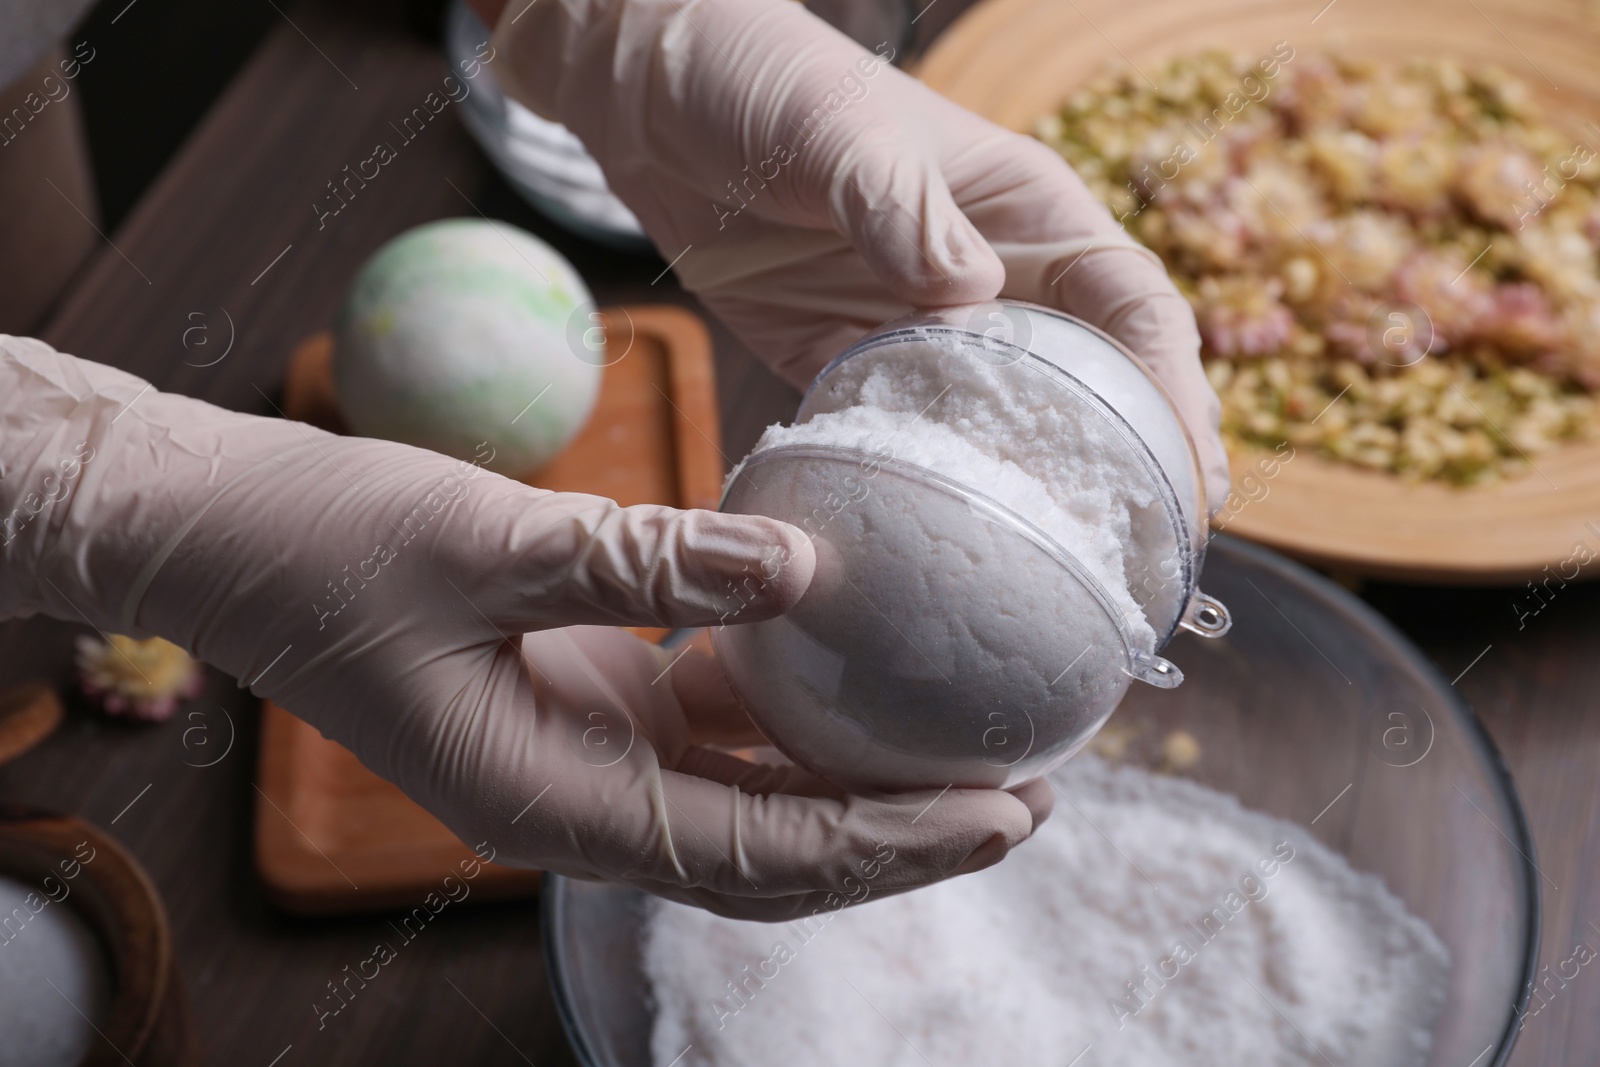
0;337;1047;919
0;0;93;89
487;0;1229;510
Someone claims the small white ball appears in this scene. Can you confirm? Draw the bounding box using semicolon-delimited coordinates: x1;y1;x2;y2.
333;218;604;478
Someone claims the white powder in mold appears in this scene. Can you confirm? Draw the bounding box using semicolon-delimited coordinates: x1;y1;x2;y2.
756;334;1175;648
717;331;1200;789
642;758;1451;1067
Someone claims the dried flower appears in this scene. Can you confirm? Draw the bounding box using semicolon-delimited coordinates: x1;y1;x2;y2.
75;634;202;723
1456;143;1545;229
1309;210;1414;290
1349;73;1438;138
1194;276;1296;357
1308;128;1379;202
1322;293;1382;362
1479;283;1563;356
1375;135;1455;215
1391;250;1495;348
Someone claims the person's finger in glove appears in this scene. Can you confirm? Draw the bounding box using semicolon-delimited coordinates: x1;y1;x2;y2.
513;626;1051;919
480;0;1230;510
0;336;1042;919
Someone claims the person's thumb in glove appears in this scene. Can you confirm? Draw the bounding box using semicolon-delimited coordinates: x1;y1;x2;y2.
452;492;820;634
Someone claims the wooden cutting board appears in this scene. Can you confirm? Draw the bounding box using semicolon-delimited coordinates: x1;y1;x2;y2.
917;0;1600;583
255;305;723;914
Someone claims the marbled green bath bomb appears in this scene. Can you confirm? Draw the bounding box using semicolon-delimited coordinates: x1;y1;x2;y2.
333;218;604;478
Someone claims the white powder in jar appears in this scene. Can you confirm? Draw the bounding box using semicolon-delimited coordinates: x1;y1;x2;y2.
642;758;1451;1067
0;873;113;1067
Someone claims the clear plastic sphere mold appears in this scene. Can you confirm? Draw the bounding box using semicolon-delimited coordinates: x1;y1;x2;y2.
712;301;1232;791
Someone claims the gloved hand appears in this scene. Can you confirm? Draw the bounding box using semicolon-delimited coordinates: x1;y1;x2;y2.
0;337;1047;919
483;0;1229;509
0;0;95;89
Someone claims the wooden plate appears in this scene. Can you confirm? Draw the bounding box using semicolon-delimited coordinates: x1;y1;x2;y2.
918;0;1600;583
256;305;724;913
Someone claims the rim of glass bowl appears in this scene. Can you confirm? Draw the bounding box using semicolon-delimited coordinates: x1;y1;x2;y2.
721;442;1177;682
796;305;1199;649
539;536;1540;1067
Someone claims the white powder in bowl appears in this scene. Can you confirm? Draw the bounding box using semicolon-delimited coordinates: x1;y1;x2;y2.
642;757;1451;1067
0;874;113;1067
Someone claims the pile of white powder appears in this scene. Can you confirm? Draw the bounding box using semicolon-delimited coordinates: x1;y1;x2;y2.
643;757;1451;1067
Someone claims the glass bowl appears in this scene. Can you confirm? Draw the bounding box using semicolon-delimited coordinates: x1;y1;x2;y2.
711;301;1232;792
544;537;1539;1067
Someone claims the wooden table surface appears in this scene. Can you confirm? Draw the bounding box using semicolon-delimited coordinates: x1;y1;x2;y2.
0;0;1595;1064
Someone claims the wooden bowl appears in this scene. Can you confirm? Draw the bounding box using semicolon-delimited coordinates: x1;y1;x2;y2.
0;809;195;1067
918;0;1600;582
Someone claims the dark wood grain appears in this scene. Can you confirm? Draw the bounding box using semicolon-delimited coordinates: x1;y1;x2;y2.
2;1;1593;1067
